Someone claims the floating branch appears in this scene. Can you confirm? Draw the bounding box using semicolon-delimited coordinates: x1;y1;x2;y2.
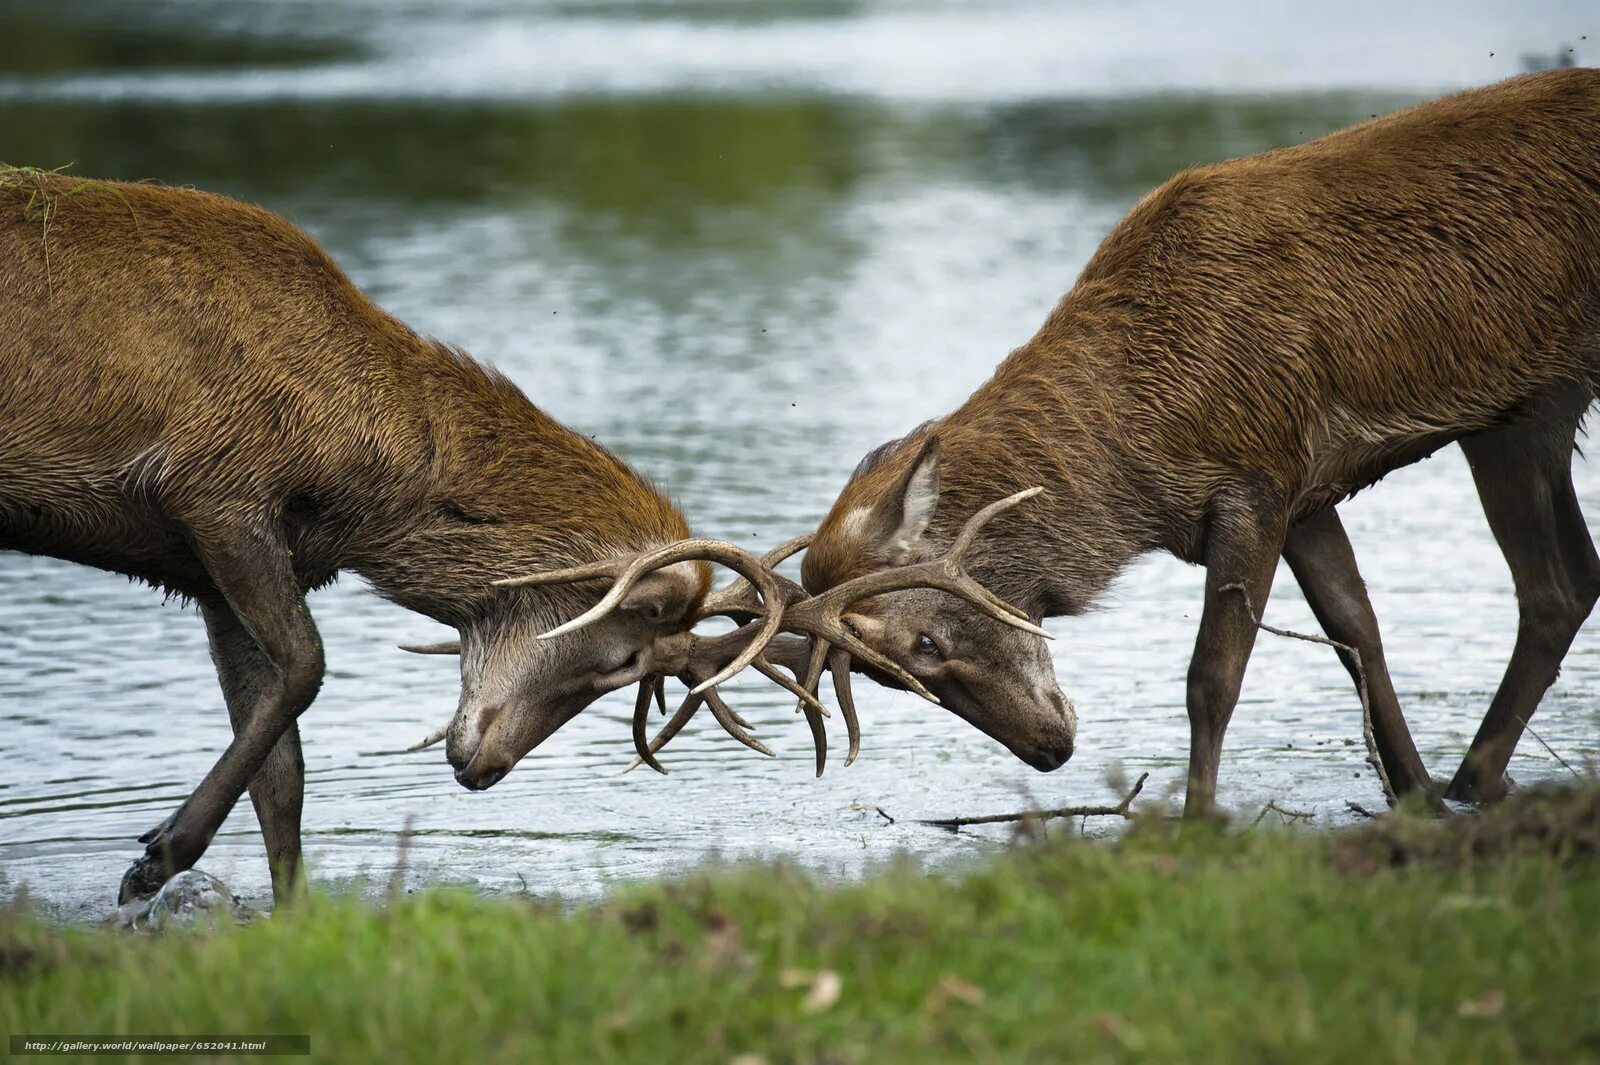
1249;799;1315;828
910;772;1148;830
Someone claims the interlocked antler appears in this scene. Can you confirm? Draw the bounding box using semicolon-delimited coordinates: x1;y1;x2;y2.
625;486;1047;775
494;537;788;694
623;632;836;776
621;536;819;775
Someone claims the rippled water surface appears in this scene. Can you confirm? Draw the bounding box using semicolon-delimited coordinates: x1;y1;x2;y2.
2;0;1597;919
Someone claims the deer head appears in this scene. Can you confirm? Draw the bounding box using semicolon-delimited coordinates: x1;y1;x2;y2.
799;435;1078;772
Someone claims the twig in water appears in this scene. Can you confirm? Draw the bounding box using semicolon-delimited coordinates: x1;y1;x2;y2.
1249;799;1315;829
1346;801;1381;820
912;772;1148;830
1219;582;1406;810
1515;716;1582;780
848;803;896;825
389;816;416;899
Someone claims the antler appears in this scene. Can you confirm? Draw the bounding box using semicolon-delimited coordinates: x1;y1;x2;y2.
760;486;1050;703
694;532;813;622
623;487;1045;774
623;633;823;774
494;538;789;695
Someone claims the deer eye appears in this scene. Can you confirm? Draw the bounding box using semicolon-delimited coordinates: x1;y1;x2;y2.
915;634;942;658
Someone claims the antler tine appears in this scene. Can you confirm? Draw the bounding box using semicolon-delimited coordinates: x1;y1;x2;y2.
492;556;624;590
532;548;681;641
761;532;815;568
703;687;775;758
624;689;705;774
784;487;1051;644
801;692;827;777
810;564;1048;639
696;573;805;625
405;722;449;752
947;486;1043;567
515;541;787;673
794;638;831;778
763;605;936;702
695;533;814;622
752;655;829;716
797;638;829;715
632;680;668;775
689;560;788;692
827;647;861;765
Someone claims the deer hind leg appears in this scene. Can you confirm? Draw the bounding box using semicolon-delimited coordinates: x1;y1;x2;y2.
1184;481;1287;820
119;520;324;904
1282;508;1435;797
1447;388;1600;802
201;600;307;904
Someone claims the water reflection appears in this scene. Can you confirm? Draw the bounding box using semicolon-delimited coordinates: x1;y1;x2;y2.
1;0;1596;919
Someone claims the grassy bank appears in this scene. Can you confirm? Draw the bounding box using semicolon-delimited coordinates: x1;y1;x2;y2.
4;791;1599;1064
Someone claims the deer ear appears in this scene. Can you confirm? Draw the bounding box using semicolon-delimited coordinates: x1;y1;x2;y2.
400;640;461;655
619;566;695;626
875;435;940;564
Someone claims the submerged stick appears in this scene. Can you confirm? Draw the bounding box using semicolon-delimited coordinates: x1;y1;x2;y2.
1515;715;1583;780
1248;799;1315;829
912;772;1148;830
1219;583;1414;812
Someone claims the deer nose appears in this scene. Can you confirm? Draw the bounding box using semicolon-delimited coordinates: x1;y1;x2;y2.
1028;744;1074;772
455;761;508;791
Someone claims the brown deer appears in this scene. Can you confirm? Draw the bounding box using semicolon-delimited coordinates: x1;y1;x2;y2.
0;169;1028;904
735;68;1600;817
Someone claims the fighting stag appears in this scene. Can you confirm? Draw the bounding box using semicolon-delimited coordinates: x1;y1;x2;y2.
797;69;1600;816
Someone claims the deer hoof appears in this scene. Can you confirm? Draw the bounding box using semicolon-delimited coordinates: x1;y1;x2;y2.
118;855;170;906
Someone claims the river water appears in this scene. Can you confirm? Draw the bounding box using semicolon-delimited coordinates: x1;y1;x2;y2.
1;0;1596;919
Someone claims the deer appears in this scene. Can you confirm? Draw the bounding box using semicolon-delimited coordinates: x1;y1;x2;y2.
623;68;1600;818
0;167;1035;906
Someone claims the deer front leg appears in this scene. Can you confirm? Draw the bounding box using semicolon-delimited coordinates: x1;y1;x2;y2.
119;525;323;904
201;600;308;904
1184;490;1286;820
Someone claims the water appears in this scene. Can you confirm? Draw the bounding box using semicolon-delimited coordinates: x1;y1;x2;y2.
2;0;1596;920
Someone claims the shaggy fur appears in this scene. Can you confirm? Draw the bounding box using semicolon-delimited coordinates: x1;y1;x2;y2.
0;173;696;616
811;69;1600;601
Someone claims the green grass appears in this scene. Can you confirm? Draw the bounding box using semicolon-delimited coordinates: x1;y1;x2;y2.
4;793;1599;1064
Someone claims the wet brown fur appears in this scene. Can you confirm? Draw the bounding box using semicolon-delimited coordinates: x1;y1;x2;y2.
0;171;700;617
806;69;1600;811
